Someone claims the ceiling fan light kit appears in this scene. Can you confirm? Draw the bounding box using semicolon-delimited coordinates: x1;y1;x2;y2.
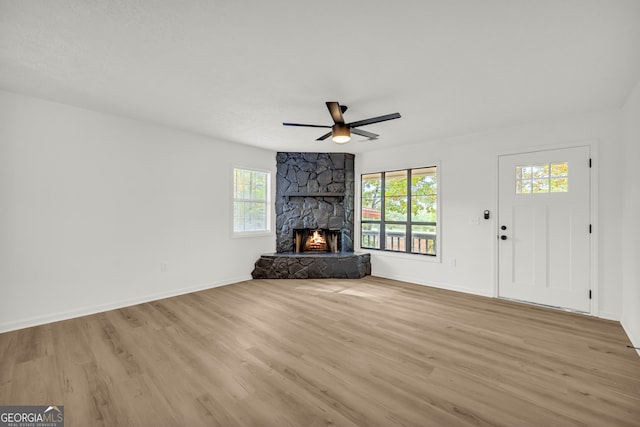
283;102;401;144
332;124;351;144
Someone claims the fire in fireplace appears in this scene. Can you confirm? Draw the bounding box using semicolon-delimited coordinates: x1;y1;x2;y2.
294;228;341;253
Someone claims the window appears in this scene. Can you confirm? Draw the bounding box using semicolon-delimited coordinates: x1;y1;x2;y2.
361;166;438;256
233;168;270;235
516;162;568;194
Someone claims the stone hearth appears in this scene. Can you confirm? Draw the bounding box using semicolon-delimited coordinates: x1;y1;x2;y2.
251;253;371;279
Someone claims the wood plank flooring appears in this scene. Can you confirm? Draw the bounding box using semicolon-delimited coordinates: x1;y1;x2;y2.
1;277;639;426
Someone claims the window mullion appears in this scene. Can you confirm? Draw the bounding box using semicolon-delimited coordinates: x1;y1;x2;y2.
406;168;412;253
380;171;386;250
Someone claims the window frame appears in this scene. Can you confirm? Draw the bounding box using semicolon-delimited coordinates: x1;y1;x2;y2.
360;164;440;258
231;166;272;238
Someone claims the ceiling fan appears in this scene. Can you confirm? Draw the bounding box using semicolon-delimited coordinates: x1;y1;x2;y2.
283;102;401;144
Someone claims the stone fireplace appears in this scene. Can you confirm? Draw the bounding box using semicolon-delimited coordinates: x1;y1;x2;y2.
274;152;354;253
251;152;370;279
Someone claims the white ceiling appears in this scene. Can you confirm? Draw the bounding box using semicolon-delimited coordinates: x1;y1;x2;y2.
1;0;639;153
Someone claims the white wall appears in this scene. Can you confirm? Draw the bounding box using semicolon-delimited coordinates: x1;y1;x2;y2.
621;81;640;352
357;110;624;319
0;90;276;332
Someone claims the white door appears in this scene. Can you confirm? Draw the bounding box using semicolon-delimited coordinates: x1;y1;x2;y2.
498;146;591;312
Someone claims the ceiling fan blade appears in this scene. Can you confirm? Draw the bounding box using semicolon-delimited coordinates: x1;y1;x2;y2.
316;131;333;141
326;102;345;124
351;128;379;140
283;122;331;128
348;112;401;128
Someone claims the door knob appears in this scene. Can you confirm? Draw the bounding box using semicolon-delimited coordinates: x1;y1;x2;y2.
501;225;507;230
500;235;507;240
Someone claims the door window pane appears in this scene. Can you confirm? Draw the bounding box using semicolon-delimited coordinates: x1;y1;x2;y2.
516;166;532;180
550;177;568;192
550;162;568;177
532;164;549;178
532;179;549;193
516;162;568;194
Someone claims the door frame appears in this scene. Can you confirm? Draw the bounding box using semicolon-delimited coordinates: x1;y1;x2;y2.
493;140;599;317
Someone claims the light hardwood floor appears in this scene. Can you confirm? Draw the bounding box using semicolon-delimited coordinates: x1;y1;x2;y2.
1;277;639;426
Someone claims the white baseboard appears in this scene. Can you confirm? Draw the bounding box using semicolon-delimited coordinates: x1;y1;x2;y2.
621;319;640;359
597;311;620;321
372;273;494;298
0;275;252;334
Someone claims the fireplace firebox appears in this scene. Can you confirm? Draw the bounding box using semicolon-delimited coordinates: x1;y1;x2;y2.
294;228;341;253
